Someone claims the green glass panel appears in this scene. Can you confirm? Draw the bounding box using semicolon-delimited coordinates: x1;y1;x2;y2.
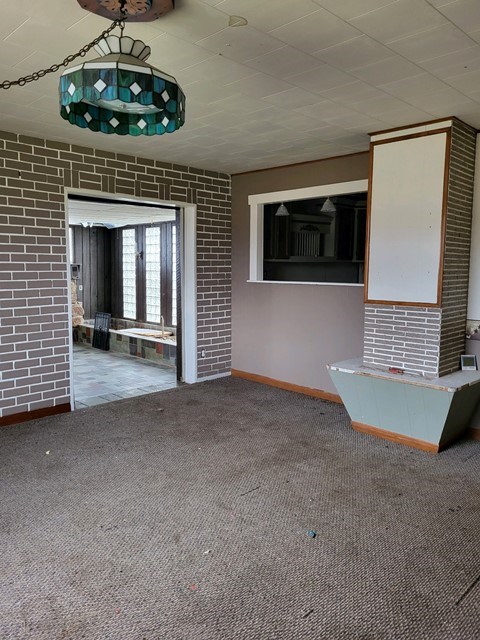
118;87;131;103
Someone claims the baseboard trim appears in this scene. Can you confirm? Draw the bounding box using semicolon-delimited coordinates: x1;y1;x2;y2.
231;369;342;403
466;427;480;442
0;402;71;428
351;421;440;453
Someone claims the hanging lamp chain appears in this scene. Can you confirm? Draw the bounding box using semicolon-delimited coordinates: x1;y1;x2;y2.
0;18;126;90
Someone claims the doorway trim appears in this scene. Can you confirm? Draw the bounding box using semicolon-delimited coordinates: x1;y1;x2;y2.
64;188;197;411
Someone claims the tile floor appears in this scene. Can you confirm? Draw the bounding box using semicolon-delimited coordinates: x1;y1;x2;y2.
73;344;180;409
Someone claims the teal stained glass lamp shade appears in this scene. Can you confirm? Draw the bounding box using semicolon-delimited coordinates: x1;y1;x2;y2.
59;35;185;136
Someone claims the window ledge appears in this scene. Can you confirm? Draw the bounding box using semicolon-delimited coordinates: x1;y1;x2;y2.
247;280;364;287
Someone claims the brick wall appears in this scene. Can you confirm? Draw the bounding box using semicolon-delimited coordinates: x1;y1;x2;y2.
364;119;477;378
0;130;231;419
439;119;477;375
363;305;441;376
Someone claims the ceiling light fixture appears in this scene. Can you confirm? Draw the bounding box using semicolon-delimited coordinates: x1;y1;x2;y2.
275;203;290;217
0;2;185;137
59;28;185;136
320;197;336;214
77;0;175;22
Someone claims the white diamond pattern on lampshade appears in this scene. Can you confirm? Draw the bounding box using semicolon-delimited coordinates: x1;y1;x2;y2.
59;34;185;137
94;78;107;93
129;82;142;96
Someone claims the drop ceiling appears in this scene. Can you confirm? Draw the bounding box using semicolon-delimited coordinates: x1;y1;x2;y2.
1;0;480;173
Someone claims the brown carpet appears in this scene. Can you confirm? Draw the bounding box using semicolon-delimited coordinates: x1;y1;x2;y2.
1;377;479;639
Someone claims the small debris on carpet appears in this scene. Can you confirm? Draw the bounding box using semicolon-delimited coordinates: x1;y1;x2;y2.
307;530;316;538
240;485;260;496
302;609;314;619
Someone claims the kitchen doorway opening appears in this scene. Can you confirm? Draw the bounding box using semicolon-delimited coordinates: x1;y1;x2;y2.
66;192;196;410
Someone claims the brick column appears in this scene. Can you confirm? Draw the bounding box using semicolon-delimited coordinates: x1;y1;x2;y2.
364;118;476;378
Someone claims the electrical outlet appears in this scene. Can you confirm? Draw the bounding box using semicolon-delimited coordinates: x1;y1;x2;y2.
200;348;206;358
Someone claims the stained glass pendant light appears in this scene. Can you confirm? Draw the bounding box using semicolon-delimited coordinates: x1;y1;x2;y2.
59;30;185;136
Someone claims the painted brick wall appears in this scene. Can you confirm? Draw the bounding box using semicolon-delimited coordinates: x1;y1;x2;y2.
0;130;231;419
363;305;441;376
439;119;477;375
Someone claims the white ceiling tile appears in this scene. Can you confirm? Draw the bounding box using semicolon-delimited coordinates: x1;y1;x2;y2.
350;0;447;43
443;67;480;94
313;35;395;70
467;28;480;44
0;41;37;70
296;100;360;120
372;104;433;126
387;23;474;62
225;74;293;99
213;0;320;32
176;56;256;86
179;80;238;103
419;46;480;78
152;0;229;41
435;0;480;33
261;87;322;109
311;0;402;21
146;34;216;72
210;94;271;116
196;25;283;63
318;81;387;102
269;8;360;54
0;11;31;40
244;46;322;78
403;86;475;111
379;74;452;98
350;94;413;117
350;56;423;84
426;0;457;6
287;64;355;94
325;113;386;131
5;18;94;58
0;0;479;173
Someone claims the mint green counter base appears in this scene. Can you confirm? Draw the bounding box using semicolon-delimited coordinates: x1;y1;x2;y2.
327;359;480;453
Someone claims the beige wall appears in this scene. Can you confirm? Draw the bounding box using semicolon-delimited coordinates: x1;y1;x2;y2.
231;153;369;394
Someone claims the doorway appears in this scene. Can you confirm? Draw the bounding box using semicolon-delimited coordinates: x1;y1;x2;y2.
66;193;196;409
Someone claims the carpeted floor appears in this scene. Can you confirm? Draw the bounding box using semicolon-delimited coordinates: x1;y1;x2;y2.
1;378;479;640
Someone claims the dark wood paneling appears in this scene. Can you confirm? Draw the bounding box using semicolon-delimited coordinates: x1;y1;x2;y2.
70;226;112;319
